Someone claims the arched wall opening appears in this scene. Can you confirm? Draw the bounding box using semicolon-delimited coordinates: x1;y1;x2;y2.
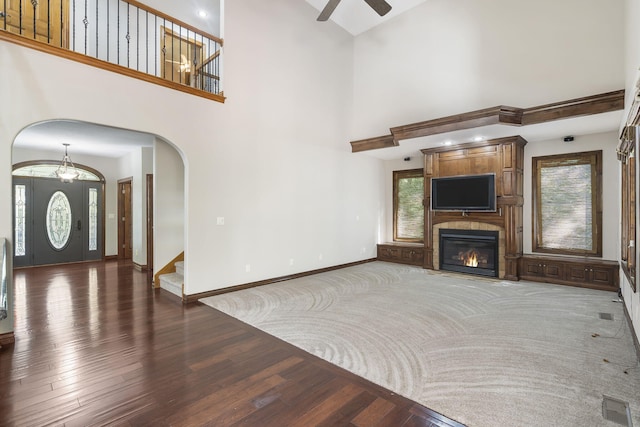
10;119;186;285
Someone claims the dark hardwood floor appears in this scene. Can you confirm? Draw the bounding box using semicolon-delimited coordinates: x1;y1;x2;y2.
0;260;464;426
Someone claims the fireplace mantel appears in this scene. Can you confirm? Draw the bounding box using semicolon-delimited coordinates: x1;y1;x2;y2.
422;136;526;280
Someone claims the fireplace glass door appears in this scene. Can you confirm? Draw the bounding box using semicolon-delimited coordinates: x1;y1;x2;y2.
439;229;498;277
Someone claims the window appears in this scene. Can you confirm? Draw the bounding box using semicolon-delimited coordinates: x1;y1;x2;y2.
393;169;424;242
532;151;602;256
619;125;637;292
14;184;26;257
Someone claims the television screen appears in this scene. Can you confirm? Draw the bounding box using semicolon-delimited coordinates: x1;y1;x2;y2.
431;174;496;212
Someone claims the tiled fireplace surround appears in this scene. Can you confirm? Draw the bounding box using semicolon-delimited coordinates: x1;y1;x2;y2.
432;222;506;279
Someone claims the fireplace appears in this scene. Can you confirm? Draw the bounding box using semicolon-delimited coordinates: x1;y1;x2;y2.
439;229;499;277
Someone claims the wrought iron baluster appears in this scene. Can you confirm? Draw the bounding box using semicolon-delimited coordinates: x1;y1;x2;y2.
83;0;87;54
106;0;109;61
145;10;148;73
170;21;174;82
31;0;36;40
178;24;183;85
47;0;50;43
18;0;22;35
95;0;98;57
59;0;63;47
126;2;130;68
136;6;139;71
72;0;75;51
161;18;166;80
117;0;119;65
2;0;6;30
154;15;157;77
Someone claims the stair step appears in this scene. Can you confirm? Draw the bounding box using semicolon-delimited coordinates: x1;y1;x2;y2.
175;261;184;275
159;272;183;297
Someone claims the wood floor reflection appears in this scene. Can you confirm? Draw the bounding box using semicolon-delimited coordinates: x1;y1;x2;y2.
0;260;464;426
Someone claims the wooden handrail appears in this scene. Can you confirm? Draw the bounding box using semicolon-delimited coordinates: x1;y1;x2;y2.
195;49;221;73
0;30;226;103
123;0;223;45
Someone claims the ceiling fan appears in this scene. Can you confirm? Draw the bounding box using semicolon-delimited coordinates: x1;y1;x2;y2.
317;0;392;21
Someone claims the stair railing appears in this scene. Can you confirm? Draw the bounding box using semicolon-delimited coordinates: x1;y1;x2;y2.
0;0;224;101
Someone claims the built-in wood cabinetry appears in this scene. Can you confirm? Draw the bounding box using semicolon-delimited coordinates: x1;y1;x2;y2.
422;136;526;280
377;243;424;266
519;255;618;291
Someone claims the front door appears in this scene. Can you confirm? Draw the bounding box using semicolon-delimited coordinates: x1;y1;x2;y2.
13;177;103;267
3;0;68;47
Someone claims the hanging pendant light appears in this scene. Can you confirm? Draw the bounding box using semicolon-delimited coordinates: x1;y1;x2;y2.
56;143;80;183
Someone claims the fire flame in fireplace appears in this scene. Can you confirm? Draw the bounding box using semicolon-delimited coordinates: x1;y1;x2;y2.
462;249;479;267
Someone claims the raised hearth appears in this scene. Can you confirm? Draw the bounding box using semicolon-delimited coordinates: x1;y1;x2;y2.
439;229;499;277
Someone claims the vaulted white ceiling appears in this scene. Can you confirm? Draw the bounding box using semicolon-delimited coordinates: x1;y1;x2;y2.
306;0;427;35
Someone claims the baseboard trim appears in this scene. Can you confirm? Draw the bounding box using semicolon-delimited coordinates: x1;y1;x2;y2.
184;258;377;304
133;262;148;272
0;332;15;346
104;255;118;261
622;298;640;362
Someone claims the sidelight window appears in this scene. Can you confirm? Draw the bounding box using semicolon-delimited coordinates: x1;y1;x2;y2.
393;169;424;242
14;185;26;257
89;188;98;251
532;151;602;256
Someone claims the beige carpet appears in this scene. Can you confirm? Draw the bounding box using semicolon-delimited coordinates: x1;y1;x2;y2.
201;261;640;427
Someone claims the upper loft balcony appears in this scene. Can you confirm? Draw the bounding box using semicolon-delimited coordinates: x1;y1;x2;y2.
0;0;224;103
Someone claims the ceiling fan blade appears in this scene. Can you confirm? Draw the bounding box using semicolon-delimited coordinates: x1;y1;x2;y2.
317;0;342;21
363;0;392;17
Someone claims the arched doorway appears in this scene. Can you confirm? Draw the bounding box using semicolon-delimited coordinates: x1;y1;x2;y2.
12;161;105;267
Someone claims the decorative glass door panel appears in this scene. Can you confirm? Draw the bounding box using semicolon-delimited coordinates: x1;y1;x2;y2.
46;190;73;250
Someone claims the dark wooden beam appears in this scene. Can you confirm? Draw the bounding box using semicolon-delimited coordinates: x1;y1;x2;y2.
390;106;521;142
521;89;625;125
350;134;396;153
350;90;625;153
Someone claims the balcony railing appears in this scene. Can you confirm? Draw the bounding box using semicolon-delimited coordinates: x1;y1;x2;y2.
0;0;224;102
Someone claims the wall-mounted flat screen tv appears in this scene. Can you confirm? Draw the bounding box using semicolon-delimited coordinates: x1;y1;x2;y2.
431;173;496;212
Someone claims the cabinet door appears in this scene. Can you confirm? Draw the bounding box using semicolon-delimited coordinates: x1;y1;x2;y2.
378;246;397;260
589;265;614;287
520;258;543;277
399;248;421;265
565;264;589;284
542;262;563;280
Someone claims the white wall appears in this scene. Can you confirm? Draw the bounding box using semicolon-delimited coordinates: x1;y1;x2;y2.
117;146;154;266
11;147;121;257
352;0;625;140
0;0;382;339
522;132;620;259
154;138;184;274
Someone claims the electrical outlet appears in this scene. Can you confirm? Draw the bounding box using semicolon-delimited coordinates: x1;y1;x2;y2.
319;254;323;261
245;264;251;272
216;217;225;225
289;258;294;266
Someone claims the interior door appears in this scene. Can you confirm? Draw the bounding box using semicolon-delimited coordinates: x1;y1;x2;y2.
118;180;133;260
3;0;68;47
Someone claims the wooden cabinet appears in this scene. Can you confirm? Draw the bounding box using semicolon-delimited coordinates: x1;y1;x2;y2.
520;257;564;281
519;255;618;291
377;244;424;267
